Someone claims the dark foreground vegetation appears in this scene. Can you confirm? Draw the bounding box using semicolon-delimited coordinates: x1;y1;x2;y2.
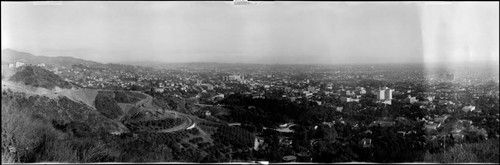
210;93;500;163
1;90;257;163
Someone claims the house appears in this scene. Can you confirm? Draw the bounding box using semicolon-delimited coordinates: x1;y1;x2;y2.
452;133;465;142
360;138;372;148
110;131;123;135
276;127;295;133
279;137;293;146
397;131;407;136
438;100;454;105
379;99;392;105
434;114;450;123
305;92;313;97
322;121;335;128
152;87;165;93
296;151;312;162
424;122;440;131
341;97;359;103
282;155;297;162
204;110;211;116
253;137;265;151
212;94;225;100
368;120;395;127
252;94;264;99
228;123;241;126
461;106;476;112
307;86;317;93
14;61;25;68
405;95;418;104
355;87;366;95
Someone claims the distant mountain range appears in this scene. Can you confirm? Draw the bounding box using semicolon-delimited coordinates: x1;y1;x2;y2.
3;49;496;71
1;49;101;67
1;49;240;68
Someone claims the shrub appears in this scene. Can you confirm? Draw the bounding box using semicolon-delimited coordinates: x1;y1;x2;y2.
2;99;59;163
187;127;200;135
2;91;120;163
94;93;123;119
113;91;141;104
424;140;499;163
212;125;255;148
125;118;184;132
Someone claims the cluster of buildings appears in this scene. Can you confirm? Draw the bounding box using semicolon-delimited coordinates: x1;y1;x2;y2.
222;74;245;82
7;61;26;68
14;61;493;162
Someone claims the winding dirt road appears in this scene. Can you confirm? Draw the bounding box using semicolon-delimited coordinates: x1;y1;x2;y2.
136;94;196;133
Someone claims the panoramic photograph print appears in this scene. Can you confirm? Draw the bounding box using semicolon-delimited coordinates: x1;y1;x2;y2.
1;1;499;164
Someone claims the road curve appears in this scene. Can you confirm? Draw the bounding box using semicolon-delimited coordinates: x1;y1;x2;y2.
138;94;196;133
154;110;195;133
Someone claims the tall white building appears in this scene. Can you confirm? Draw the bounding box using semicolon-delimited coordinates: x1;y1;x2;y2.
377;89;385;100
377;87;393;100
385;88;394;100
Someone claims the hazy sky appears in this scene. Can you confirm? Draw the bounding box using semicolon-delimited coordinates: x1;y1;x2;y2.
1;2;498;65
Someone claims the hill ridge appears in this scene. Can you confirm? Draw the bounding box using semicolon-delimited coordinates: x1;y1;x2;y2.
9;65;73;90
1;49;101;67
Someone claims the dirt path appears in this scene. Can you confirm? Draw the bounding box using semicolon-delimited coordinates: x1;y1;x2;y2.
135;94;196;133
154;112;194;133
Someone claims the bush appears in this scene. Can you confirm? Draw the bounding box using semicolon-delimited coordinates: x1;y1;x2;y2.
212;125;255;148
2;91;120;163
94;92;123;119
113;91;141;104
424;140;499;163
125;118;184;132
2;98;59;163
187;127;200;135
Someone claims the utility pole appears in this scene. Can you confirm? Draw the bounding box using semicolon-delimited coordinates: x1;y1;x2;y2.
11;137;20;163
229;148;233;163
443;135;446;151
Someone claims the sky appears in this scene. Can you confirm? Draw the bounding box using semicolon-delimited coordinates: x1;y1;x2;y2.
1;2;499;65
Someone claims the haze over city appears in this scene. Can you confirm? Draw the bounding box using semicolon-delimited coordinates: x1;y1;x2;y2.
2;2;498;66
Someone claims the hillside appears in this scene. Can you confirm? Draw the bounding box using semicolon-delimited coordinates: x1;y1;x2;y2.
153;95;201;114
1;85;246;163
9;65;73;90
1;49;100;67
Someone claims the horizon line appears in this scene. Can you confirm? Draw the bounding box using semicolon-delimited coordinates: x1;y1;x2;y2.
3;48;499;67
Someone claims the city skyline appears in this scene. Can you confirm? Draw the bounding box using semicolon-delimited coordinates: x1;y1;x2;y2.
2;2;499;66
